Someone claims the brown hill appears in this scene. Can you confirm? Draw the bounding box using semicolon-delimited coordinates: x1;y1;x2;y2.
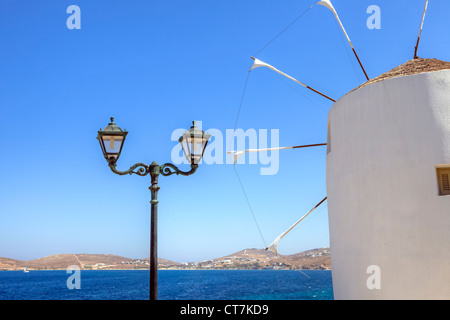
217;248;277;261
21;254;82;269
1;254;139;270
0;248;331;271
0;257;20;270
280;249;331;270
185;248;331;270
153;258;180;267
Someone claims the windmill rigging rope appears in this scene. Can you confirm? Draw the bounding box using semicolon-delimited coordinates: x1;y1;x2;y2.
253;2;317;57
230;0;323;251
233;165;268;248
230;58;269;248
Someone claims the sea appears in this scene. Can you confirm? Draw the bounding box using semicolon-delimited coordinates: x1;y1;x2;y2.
0;269;333;300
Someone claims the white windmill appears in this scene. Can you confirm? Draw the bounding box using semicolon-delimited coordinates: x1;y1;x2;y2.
231;0;450;299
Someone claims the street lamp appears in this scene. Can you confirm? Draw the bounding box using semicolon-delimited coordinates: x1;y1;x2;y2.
97;117;211;300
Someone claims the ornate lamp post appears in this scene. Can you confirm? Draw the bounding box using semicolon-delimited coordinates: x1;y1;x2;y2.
97;118;211;300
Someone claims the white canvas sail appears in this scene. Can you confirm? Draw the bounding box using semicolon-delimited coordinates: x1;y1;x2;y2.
317;0;369;80
250;57;336;102
317;0;352;47
414;0;429;59
266;197;327;255
227;143;326;164
250;57;308;88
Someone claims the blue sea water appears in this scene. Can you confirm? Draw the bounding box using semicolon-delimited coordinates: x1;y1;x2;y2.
0;269;333;300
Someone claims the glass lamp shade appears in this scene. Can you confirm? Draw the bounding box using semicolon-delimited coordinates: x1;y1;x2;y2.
179;121;211;165
97;117;128;163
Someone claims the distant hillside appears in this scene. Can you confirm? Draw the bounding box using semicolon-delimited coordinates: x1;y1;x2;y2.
0;254;135;271
218;248;277;260
0;254;185;271
0;248;331;271
0;258;19;270
185;248;331;270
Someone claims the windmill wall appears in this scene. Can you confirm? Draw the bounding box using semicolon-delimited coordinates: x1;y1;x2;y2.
326;68;450;299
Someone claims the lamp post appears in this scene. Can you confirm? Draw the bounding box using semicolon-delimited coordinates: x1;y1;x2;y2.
97;117;211;300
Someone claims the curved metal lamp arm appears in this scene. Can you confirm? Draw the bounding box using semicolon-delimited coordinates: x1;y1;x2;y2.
108;161;198;177
108;162;150;176
160;163;199;177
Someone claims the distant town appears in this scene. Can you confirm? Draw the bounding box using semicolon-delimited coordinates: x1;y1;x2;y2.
157;248;330;270
0;248;331;271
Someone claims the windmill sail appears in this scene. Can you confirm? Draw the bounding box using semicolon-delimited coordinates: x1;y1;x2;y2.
227;143;326;164
266;197;327;255
317;0;369;80
414;0;429;59
250;57;336;102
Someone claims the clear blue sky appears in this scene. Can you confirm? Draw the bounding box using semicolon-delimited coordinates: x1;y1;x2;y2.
1;0;449;262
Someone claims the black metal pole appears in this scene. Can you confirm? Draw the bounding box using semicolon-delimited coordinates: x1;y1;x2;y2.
99;119;210;301
149;161;160;301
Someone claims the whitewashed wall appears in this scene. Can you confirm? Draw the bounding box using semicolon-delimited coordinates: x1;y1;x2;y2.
326;70;450;299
